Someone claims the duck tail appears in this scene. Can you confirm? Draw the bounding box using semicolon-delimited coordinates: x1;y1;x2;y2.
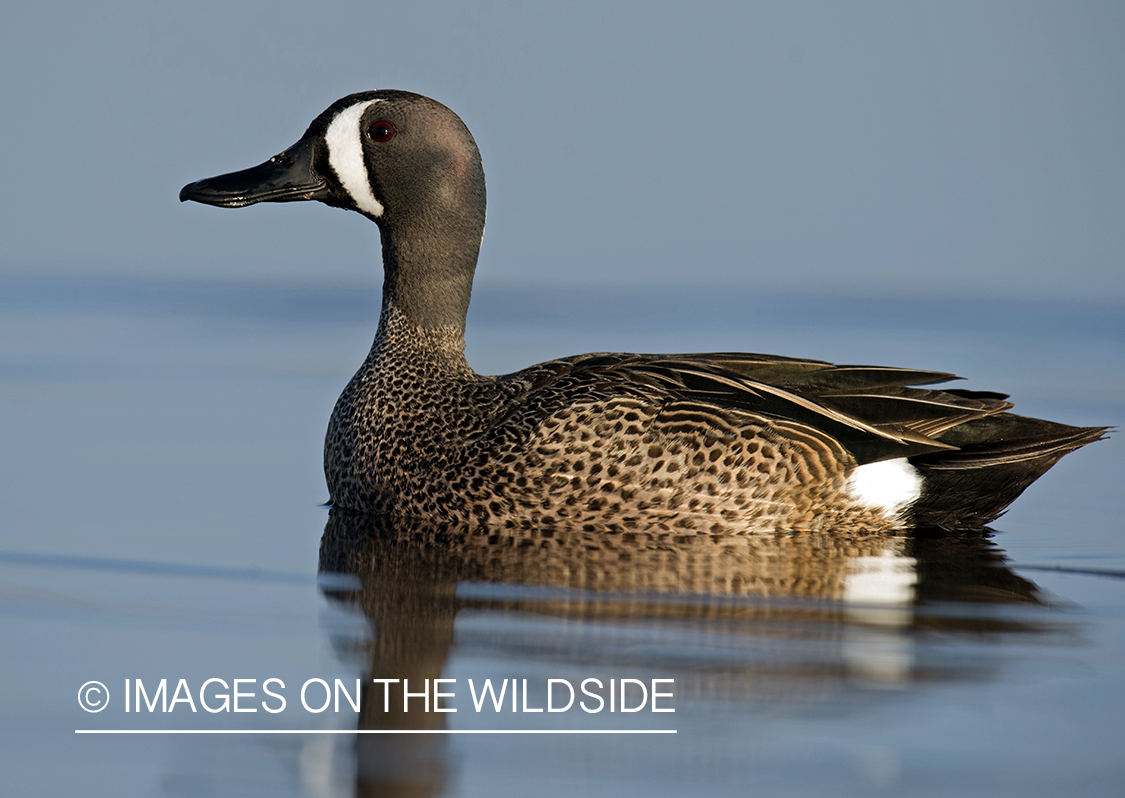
906;414;1109;530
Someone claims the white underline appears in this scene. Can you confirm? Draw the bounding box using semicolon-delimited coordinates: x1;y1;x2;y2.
76;729;677;735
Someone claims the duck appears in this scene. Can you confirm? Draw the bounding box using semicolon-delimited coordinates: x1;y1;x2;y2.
181;90;1106;534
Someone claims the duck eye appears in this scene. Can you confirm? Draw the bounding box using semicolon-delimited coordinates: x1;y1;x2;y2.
368;121;395;142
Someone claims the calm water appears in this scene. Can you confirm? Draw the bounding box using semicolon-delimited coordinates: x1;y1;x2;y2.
2;277;1122;797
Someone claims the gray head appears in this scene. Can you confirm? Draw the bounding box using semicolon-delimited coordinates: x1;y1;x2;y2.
181;90;487;329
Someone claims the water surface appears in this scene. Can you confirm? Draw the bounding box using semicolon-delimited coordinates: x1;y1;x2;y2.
2;277;1122;796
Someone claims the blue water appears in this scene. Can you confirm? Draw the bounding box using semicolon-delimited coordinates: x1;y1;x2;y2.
2;277;1122;796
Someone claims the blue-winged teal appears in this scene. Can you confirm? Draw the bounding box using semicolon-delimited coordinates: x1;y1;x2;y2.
181;91;1106;533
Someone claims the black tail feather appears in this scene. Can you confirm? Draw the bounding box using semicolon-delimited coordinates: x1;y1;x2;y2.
907;416;1108;530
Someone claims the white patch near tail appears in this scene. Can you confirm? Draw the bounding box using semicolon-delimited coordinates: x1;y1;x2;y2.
325;99;385;218
846;458;922;518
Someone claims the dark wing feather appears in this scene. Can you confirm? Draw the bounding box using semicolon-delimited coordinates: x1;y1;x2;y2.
507;352;996;463
503;351;1107;529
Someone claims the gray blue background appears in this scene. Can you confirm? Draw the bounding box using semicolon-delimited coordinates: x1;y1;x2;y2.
5;1;1123;298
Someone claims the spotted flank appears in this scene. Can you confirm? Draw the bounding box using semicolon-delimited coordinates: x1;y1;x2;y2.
181;90;1107;533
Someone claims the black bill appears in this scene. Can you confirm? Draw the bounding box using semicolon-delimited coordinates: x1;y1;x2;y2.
179;136;329;207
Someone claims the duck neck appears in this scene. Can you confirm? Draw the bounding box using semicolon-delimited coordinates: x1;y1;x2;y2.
372;221;479;369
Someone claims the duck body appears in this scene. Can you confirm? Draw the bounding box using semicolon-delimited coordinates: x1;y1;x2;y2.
181;90;1106;533
325;304;890;533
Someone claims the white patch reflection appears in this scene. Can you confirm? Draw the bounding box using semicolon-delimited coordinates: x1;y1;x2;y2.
842;548;919;686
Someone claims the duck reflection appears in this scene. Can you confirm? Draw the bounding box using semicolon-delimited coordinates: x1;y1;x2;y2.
318;512;1049;795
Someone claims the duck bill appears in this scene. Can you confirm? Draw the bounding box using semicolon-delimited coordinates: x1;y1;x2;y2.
179;136;329;208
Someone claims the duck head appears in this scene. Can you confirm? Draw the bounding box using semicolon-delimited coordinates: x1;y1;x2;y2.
181;90;487;329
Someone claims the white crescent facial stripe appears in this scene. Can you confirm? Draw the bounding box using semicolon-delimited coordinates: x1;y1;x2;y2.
325;99;385;218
